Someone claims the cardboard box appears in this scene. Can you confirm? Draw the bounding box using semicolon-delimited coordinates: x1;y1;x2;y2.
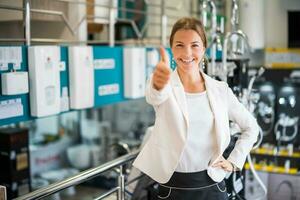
0;128;31;199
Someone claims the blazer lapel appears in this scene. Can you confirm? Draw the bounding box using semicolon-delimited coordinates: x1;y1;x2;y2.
170;69;230;158
170;70;189;129
201;71;229;157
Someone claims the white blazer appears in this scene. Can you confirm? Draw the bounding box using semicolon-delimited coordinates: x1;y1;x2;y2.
133;69;259;183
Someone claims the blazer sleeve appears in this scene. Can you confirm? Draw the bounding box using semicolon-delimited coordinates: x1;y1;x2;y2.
145;74;172;106
226;86;260;170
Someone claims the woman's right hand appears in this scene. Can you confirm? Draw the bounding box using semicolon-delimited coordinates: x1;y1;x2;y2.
152;47;172;91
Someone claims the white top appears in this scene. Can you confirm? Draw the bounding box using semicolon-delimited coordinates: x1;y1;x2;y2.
175;91;217;172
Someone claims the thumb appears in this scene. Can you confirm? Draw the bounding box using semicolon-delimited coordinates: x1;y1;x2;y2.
159;46;170;68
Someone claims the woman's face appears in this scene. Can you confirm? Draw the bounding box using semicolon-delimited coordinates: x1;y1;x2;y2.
171;29;205;72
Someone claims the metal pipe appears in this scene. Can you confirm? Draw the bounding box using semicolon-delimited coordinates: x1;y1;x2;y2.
31;8;77;35
0;2;161;17
117;18;142;39
231;0;239;31
208;0;217;76
200;0;208;27
0;0;184;45
109;0;115;47
0;3;166;45
117;166;125;200
201;0;218;76
56;0;183;12
222;30;250;82
161;0;167;46
140;21;150;38
0;38;162;46
0;4;78;35
54;0;161;16
0;5;76;35
209;1;217;35
87;15;146;39
14;150;139;200
23;0;30;45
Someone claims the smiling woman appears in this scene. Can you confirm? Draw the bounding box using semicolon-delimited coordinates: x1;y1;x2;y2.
133;17;259;200
172;30;204;68
171;29;206;93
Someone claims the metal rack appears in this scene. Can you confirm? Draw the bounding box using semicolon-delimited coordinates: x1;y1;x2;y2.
0;0;191;46
14;150;141;200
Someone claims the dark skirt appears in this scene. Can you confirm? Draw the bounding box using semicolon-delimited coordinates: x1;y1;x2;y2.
157;170;228;200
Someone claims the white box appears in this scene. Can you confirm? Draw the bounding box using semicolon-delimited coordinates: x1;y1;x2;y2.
68;46;94;109
28;46;61;117
0;98;23;120
123;47;146;99
30;136;72;176
94;0;118;24
1;71;29;95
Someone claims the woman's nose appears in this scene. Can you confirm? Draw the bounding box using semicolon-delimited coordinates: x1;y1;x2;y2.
183;47;192;55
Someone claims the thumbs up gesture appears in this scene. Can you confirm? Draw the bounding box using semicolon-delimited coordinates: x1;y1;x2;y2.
152;47;172;91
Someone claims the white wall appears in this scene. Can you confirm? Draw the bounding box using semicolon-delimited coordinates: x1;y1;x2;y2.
264;0;300;48
0;0;86;42
227;0;300;48
146;0;193;46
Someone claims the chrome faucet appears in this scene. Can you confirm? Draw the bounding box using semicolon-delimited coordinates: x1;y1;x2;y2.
222;0;251;82
201;0;220;77
231;0;239;32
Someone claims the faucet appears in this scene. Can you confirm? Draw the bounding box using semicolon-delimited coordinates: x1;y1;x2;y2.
231;0;239;32
222;0;251;82
201;0;220;77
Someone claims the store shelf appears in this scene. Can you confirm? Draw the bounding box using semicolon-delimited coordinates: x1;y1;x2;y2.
251;148;300;159
244;163;299;175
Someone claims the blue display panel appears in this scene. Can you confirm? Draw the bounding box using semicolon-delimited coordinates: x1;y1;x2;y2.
93;46;126;106
59;46;70;113
0;46;32;125
0;46;128;126
60;46;69;97
0;46;71;126
0;45;219;126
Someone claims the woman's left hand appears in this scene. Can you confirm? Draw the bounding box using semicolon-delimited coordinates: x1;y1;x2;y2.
212;157;234;172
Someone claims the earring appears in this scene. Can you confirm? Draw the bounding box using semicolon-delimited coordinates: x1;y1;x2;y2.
171;57;176;68
201;57;206;71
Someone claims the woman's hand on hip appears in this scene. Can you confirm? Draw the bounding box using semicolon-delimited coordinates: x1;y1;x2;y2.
212;157;235;172
153;47;172;91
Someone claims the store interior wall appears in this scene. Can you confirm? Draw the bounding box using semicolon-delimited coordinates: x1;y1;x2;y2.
0;0;86;41
1;1;300;199
1;0;300;140
265;0;300;48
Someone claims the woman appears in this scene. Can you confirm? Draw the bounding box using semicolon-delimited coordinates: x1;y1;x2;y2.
133;17;259;200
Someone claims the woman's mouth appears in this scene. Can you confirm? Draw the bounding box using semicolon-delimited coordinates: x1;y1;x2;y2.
179;58;195;64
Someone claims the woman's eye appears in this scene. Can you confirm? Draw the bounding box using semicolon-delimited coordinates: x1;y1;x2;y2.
192;44;200;48
176;44;183;47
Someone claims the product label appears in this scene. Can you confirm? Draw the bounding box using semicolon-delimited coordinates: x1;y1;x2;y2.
16;153;28;171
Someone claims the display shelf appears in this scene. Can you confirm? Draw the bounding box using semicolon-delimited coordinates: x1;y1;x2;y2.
251;148;300;159
244;162;298;175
